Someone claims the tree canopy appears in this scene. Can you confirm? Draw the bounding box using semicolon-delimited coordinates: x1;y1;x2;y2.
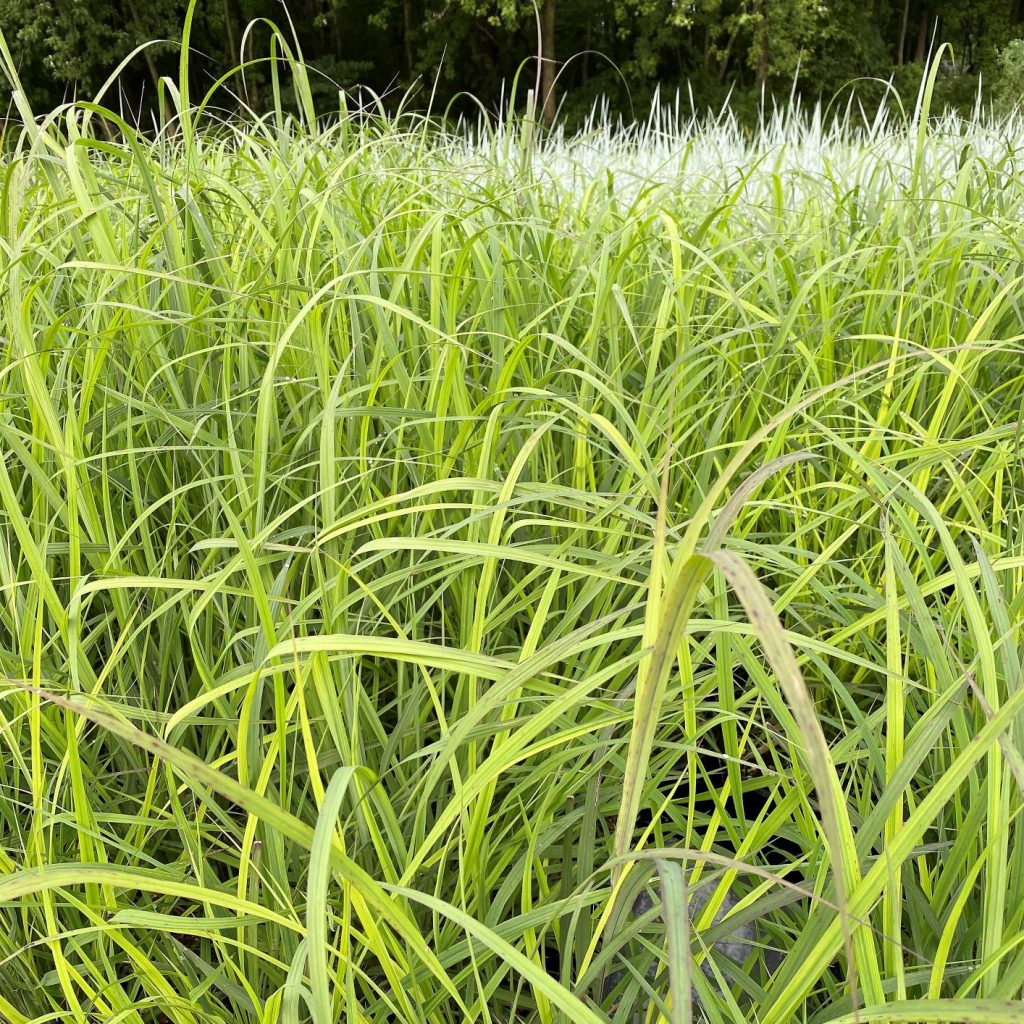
1;0;1022;124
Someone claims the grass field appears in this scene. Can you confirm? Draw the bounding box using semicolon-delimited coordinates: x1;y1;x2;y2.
3;26;1024;1024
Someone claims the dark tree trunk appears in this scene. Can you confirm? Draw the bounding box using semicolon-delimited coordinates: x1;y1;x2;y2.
403;0;414;78
717;28;738;83
223;0;238;61
895;0;910;64
582;14;591;88
914;9;930;63
754;0;770;87
540;0;556;125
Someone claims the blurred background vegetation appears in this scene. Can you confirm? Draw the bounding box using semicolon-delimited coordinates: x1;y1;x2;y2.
1;1;1023;127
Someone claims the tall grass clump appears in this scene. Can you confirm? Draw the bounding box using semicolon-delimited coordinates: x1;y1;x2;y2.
2;19;1024;1024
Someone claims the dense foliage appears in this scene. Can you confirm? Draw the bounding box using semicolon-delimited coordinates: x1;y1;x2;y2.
2;0;1024;124
2;23;1024;1023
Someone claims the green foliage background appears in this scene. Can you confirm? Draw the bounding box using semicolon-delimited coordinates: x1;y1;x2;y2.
1;0;1023;124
